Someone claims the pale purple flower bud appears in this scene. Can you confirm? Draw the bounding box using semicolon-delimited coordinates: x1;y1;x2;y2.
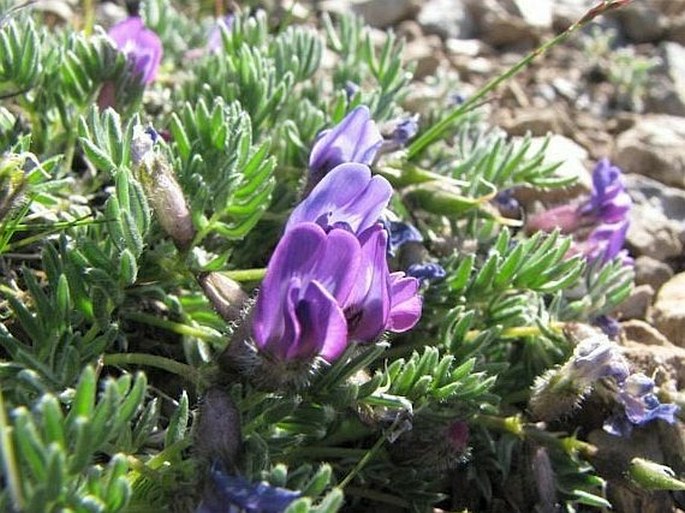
343;81;360;100
571;336;630;384
252;223;361;362
198;462;300;513
198;272;248;323
108;16;163;85
592;314;621;339
286;163;392;236
307;106;383;188
530;332;629;421
383;114;419;152
135;135;196;250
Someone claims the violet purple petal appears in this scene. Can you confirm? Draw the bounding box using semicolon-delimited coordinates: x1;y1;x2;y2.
345;225;391;342
308;105;383;182
252;224;325;351
252;223;361;362
286;163;392;235
291;281;349;362
387;272;422;332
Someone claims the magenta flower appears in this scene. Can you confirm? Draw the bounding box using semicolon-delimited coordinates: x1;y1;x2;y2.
286;163;392;236
252;223;361;362
308;106;383;187
344;225;422;342
108;17;162;85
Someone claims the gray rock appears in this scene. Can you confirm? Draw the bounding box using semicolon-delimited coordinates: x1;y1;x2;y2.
661;42;685;113
613;284;654;321
634;255;674;291
621;319;672;347
323;0;418;27
613;115;685;189
511;0;553;30
551;0;593;31
445;38;486;57
669;14;685;44
404;35;444;79
615;2;668;43
466;0;538;48
624;174;685;260
651;272;685;347
418;0;475;39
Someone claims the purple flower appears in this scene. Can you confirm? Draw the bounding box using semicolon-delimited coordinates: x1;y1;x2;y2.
108;17;162;85
526;159;632;264
343;225;422;341
605;373;679;436
581;158;631;224
620;374;679;426
253;223;361;362
286;163;392;236
583;220;632;264
197;463;300;513
308;106;383;187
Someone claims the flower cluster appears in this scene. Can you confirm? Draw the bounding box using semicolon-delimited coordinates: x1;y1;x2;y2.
530;328;679;432
527;159;632;264
252;109;422;364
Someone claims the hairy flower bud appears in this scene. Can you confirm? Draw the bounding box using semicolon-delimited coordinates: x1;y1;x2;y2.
198;272;248;324
195;387;242;469
133;128;196;250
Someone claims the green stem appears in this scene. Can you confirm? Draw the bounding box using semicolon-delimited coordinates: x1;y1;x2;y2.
222;268;267;282
125;311;225;344
103;352;203;384
0;389;24;510
465;322;566;342
406;0;632;160
82;0;95;35
339;433;388;488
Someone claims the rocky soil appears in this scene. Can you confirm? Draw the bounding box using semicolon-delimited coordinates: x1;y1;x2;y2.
314;1;685;511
